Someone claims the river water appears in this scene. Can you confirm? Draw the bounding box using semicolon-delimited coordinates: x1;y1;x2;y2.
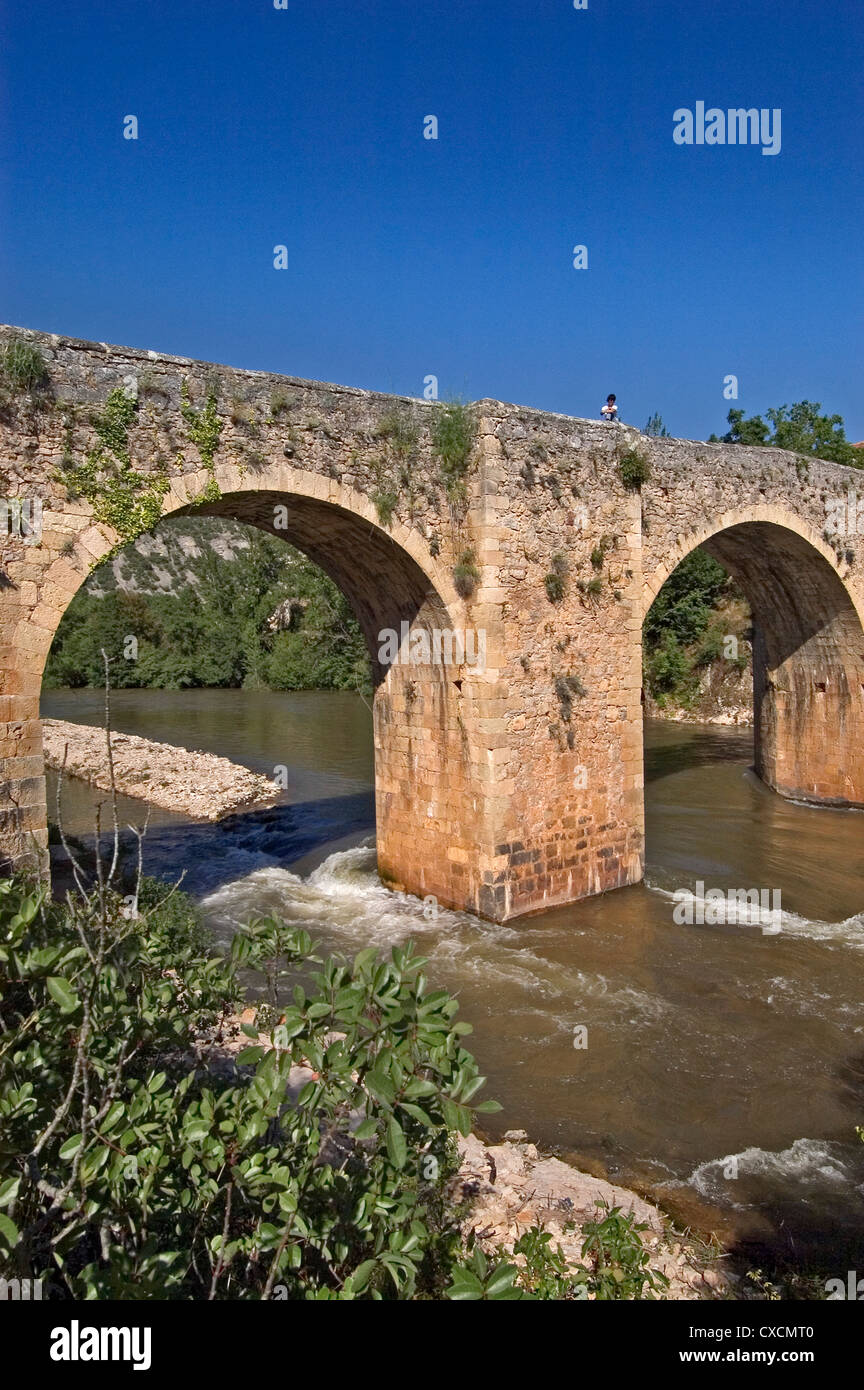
41;687;864;1269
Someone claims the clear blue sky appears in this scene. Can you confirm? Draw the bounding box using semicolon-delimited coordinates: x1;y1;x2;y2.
1;0;861;440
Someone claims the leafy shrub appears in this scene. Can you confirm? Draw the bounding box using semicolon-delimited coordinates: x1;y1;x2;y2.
510;1225;588;1299
618;449;651;490
0;875;499;1299
644;550;728;649
446;1208;669;1300
643;630;694;703
580;1204;669;1300
693;623;725;668
1;339;49;392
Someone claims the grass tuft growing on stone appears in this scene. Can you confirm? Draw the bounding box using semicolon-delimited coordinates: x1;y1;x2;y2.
432;400;476;501
1;338;49;393
544;553;569;603
453;548;480;599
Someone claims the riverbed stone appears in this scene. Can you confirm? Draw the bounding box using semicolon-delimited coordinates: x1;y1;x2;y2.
41;718;281;820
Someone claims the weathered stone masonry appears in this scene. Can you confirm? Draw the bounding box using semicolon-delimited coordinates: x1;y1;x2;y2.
1;325;863;921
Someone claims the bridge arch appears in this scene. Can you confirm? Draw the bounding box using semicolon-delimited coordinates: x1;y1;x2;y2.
24;463;490;912
643;507;864;807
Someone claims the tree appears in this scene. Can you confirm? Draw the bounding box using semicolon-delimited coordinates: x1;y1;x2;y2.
644;413;669;438
765;401;858;466
709;401;859;466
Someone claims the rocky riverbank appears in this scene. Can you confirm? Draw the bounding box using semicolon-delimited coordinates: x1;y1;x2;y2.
645;658;753;726
452;1130;731;1299
646;699;753;726
42;718;282;820
204;1008;731;1301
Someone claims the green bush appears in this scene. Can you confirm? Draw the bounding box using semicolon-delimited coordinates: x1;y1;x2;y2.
643;630;694;702
446;1206;669;1301
642;549;745;706
0;875;499;1299
644;550;728;649
452;549;480;599
618;449;651;491
579;1204;670;1300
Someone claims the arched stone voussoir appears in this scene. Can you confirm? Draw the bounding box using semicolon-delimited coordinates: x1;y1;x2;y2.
642;505;864;808
187;461;465;617
642;504;864;630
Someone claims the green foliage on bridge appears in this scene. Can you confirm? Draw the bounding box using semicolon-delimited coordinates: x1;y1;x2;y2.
57;388;172;545
0;338;49;393
432;399;476;500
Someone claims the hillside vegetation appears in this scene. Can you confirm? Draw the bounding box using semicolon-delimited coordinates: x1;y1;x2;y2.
44;518;371;693
643;551;752;717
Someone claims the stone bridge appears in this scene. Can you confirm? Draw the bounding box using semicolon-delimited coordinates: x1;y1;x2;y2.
1;325;862;921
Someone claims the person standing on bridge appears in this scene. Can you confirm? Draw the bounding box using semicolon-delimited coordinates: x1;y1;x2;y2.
601;393;619;423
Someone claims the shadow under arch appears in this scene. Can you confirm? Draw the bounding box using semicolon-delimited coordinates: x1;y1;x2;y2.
644;517;864;808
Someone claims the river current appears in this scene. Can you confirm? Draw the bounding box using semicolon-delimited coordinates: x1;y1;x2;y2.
41;687;864;1268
